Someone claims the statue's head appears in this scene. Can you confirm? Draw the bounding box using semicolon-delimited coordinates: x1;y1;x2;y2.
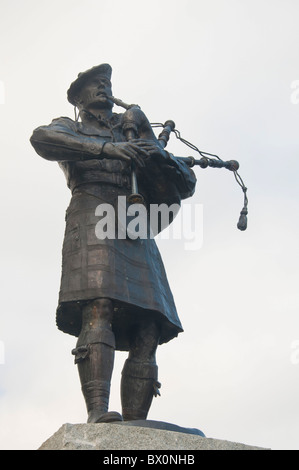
67;63;113;111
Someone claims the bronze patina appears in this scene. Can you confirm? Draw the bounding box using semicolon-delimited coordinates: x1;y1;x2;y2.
30;63;197;423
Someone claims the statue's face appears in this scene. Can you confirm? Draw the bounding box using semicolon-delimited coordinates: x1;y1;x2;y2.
76;74;113;110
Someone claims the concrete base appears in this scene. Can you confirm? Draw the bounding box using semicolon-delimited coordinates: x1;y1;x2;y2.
38;422;268;450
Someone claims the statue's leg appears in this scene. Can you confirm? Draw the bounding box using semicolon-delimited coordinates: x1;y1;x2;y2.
72;298;122;423
121;319;161;421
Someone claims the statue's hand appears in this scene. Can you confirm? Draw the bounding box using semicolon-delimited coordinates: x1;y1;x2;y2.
103;142;148;167
130;139;172;165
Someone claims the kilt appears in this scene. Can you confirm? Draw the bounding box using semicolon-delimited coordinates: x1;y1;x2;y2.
56;183;183;350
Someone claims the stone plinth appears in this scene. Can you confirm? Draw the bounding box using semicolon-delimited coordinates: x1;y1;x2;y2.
38;422;268;450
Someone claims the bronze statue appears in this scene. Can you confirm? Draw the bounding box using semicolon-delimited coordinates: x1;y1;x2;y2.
30;64;197;424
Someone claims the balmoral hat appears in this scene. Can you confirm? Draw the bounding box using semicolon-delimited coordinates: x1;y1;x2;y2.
67;63;112;106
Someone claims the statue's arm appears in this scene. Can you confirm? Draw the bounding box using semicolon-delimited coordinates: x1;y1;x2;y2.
30;117;105;162
30;117;148;167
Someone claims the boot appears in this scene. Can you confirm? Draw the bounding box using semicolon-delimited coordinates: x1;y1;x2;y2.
121;359;161;421
72;324;122;423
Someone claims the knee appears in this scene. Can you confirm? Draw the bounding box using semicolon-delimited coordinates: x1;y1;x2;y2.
77;298;115;349
82;298;114;330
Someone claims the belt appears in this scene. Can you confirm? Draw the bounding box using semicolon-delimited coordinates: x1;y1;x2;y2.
70;172;131;192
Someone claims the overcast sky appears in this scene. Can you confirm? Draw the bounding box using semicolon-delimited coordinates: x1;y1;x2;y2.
0;0;299;450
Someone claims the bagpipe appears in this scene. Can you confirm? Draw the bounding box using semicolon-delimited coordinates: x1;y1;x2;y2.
107;95;248;231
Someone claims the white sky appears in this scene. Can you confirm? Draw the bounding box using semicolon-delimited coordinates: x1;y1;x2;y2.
0;0;299;450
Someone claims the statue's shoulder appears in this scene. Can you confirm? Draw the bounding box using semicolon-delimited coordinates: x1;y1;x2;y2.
47;116;80;136
51;116;77;127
